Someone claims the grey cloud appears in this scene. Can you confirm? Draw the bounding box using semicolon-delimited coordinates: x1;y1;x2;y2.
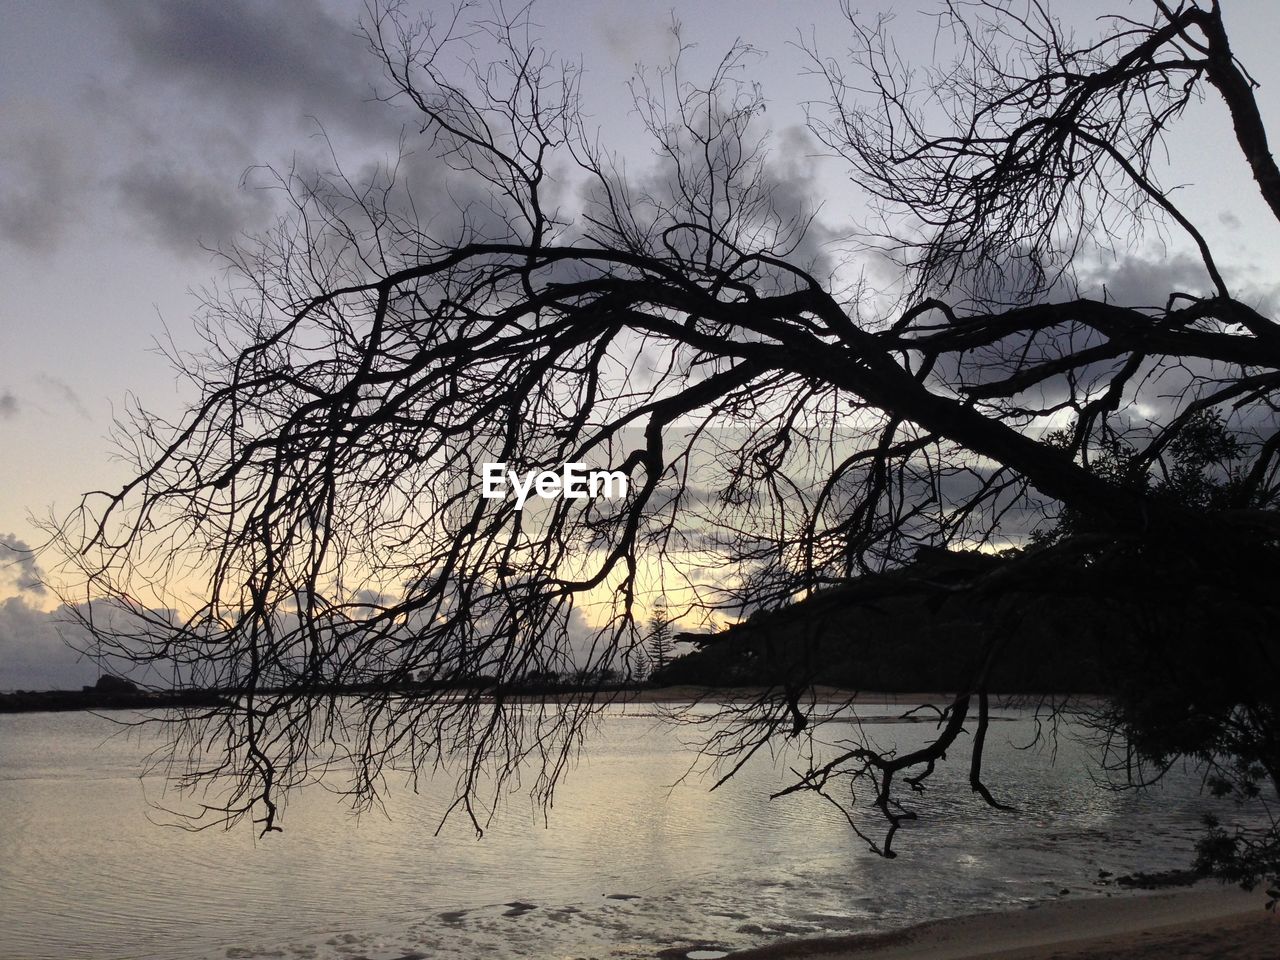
1078;251;1215;308
352;588;391;608
1;533;47;596
0;130;84;253
273;138;515;273
0;598;147;692
920;249;1279;416
765;125;839;277
0;597;99;691
34;374;91;421
0;391;16;418
116;163;273;252
1080;249;1280;318
932;248;1280;463
580;120;837;291
593;6;678;67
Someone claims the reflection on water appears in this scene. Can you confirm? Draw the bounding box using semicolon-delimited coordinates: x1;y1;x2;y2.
0;703;1254;960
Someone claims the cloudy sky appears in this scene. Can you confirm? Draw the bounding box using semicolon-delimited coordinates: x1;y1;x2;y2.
2;0;1279;688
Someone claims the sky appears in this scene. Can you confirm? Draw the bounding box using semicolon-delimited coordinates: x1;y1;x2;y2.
3;0;1279;689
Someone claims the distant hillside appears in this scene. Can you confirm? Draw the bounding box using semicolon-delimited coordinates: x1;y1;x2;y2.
655;547;1114;694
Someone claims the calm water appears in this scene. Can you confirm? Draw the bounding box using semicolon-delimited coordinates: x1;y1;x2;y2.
0;703;1252;960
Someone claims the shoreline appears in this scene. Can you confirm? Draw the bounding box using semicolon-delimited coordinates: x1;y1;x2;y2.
596;685;1101;708
726;885;1275;960
0;684;1098;713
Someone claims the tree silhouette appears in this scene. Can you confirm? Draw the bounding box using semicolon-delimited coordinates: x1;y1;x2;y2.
53;0;1278;877
646;599;675;677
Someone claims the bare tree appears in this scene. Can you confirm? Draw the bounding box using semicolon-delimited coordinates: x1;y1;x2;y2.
52;0;1278;879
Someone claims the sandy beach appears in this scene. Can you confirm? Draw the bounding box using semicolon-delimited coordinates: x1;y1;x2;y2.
728;886;1276;960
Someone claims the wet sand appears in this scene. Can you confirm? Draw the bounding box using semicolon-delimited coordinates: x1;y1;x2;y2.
727;886;1275;959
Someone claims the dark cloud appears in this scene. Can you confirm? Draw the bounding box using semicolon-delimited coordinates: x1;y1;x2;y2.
0;390;17;418
101;0;384;136
88;0;408;257
96;2;444;257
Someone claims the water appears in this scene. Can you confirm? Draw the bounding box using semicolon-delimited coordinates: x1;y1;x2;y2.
0;702;1257;960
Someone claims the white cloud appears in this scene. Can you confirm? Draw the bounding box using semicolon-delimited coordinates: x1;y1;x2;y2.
0;533;45;596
